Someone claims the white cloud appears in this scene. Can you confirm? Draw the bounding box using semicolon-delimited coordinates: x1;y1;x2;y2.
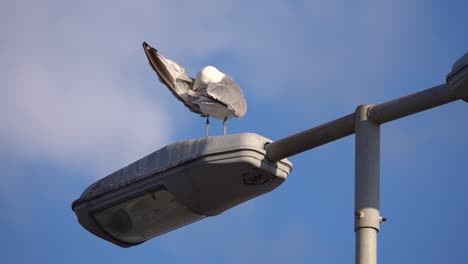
2;63;170;173
0;0;462;176
0;0;173;176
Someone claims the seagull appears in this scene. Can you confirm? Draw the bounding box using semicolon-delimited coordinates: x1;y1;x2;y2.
142;42;247;137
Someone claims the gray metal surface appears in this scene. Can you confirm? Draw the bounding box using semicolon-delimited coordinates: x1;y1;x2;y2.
368;84;457;124
263;54;467;263
356;228;377;264
265;113;355;162
80;133;287;200
355;105;381;264
265;83;461;162
265;54;468;163
447;53;468;102
72;133;293;247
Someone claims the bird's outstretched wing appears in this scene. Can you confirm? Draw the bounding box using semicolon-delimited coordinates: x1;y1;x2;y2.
205;77;247;118
142;42;203;115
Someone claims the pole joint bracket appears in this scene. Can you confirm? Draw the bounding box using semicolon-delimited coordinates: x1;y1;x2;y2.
354;208;384;232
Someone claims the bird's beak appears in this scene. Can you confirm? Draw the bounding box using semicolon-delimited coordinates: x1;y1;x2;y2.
142;41;153;52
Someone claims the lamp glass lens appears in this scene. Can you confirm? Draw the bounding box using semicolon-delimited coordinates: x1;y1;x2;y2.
93;188;203;244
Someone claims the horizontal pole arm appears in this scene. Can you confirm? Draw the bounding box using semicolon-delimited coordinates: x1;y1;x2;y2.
368;84;457;124
265;113;356;162
265;83;460;162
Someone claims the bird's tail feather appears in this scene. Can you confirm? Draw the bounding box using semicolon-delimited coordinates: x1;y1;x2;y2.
143;42;202;115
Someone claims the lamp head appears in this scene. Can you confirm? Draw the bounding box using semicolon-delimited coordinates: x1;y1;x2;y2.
447;53;468;102
72;133;293;247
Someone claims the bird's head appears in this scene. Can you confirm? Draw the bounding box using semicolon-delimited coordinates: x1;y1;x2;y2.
199;66;225;83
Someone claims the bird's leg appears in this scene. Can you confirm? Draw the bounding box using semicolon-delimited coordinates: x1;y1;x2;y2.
205;116;210;137
223;116;227;136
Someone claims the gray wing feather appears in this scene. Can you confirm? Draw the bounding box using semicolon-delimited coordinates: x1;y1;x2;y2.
205;77;247;118
142;42;202;115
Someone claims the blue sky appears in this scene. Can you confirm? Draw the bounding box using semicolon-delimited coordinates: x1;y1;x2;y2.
1;0;467;263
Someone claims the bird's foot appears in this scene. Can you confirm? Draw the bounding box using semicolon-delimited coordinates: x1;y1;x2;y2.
223;117;227;136
205;116;210;137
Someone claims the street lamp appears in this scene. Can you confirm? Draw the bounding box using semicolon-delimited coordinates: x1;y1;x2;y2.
72;133;292;247
73;53;466;263
447;53;468;102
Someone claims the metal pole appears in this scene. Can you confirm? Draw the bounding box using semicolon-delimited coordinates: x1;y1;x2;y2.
368;84;457;125
265;113;356;162
265;84;458;162
260;55;467;263
355;105;382;264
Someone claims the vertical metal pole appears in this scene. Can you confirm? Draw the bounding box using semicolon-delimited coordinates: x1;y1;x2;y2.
355;105;382;264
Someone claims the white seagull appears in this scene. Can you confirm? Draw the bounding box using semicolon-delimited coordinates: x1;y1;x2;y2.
143;42;247;136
